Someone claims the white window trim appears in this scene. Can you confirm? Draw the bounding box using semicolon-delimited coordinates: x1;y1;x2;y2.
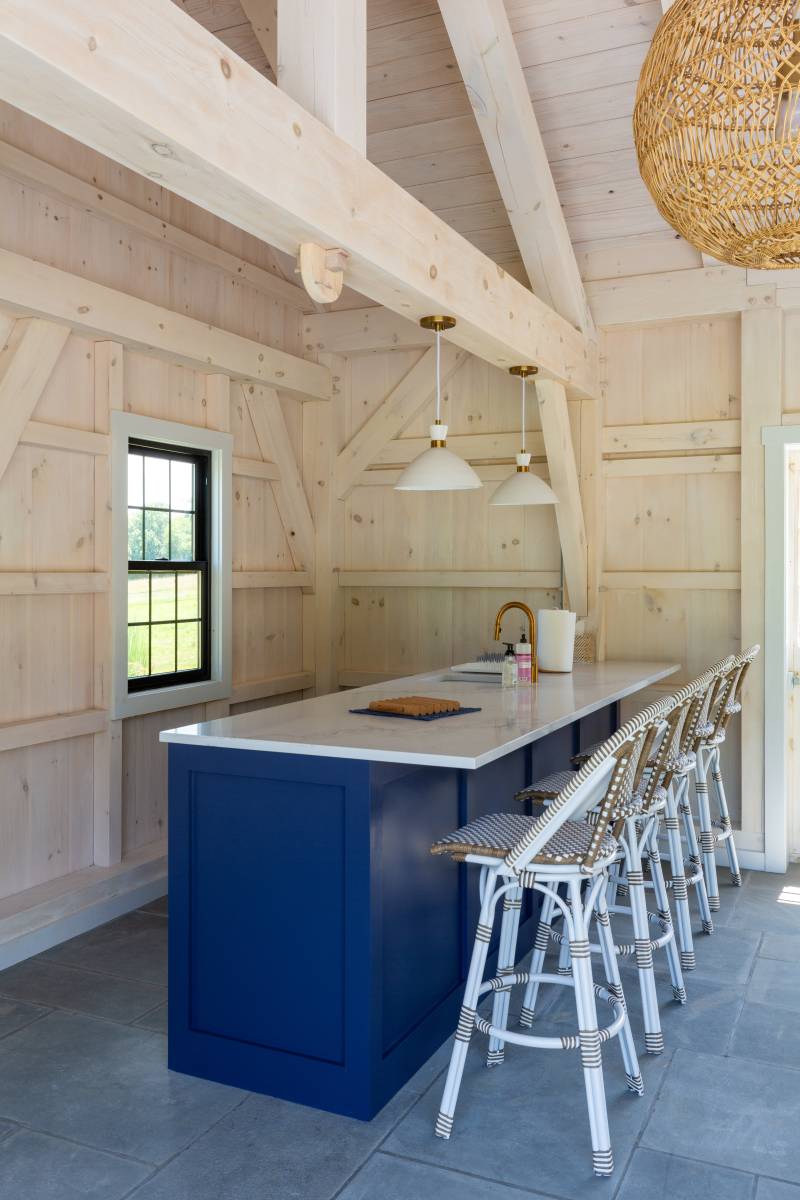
762;423;800;873
111;411;232;720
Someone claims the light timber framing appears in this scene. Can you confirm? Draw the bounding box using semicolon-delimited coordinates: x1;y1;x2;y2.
587;266;776;327
601;571;741;591
277;0;366;154
536;379;589;617
602;420;741;456
0;709;108;754
304;307;428;356
0;248;330;401
337;571;562;589
0;572;108;595
0;318;70;483
232;571;312;589
438;0;594;336
335;344;466;499
0;0;597;400
239;0;277;74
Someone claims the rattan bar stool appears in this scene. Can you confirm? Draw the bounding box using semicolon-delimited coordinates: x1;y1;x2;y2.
515;691;695;1055
429;707;665;1177
691;646;760;911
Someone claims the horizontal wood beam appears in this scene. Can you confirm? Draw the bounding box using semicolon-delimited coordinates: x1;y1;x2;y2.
0;138;309;311
587;266;775;327
372;429;545;468
603;419;740;456
0;248;330;401
337;570;562;589
232;455;281;481
601;571;741;591
0;571;108;595
0;0;597;399
355;462;550;487
0;708;107;753
603;452;741;477
303;307;425;355
230;671;314;704
21;420;109;456
232;570;312;589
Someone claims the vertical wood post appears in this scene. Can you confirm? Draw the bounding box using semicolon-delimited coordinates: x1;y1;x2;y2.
536;378;589;618
740;307;783;838
93;341;124;868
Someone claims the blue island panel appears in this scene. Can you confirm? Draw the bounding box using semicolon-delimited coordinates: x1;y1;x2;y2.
167;699;618;1120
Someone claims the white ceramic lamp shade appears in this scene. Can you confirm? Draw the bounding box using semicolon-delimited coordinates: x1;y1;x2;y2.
394;316;482;493
490;365;557;508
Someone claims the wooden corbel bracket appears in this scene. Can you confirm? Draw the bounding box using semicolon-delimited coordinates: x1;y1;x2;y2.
297;243;350;304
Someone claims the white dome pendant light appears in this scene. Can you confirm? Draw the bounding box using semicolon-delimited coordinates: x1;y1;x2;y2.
490;366;558;507
394;316;482;492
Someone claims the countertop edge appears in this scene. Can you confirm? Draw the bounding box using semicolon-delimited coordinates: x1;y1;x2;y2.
160;663;679;769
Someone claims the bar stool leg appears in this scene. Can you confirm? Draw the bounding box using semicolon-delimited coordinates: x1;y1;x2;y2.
557;901;573;977
519;887;555;1028
677;776;714;934
710;746;742;886
623;819;663;1054
664;784;696;970
695;751;720;913
593;889;643;1095
567;878;613;1178
436;872;499;1139
646;818;686;1003
486;887;522;1065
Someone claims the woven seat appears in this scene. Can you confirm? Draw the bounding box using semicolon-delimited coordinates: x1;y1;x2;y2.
431;812;617;866
516;770;576;801
571;739;605;768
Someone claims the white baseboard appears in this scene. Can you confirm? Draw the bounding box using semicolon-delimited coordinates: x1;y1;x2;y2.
0;841;167;970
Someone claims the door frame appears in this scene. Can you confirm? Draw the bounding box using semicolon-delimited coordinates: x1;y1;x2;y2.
762;424;800;872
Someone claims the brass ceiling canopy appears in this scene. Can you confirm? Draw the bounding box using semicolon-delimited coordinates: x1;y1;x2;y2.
508;365;538;378
634;1;800;268
419;315;457;332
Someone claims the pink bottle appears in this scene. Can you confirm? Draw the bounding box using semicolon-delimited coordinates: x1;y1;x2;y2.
515;633;532;685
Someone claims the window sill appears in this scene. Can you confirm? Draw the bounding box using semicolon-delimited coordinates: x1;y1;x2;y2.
111;675;230;721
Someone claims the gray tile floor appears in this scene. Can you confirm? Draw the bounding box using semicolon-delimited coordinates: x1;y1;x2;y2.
0;870;798;1199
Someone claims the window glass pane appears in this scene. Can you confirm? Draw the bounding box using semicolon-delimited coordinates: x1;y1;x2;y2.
128;510;144;560
151;572;176;622
177;571;200;620
128;453;144;507
144;455;170;509
127;573;150;624
171;459;194;512
150;623;176;675
127;625;150;678
170;512;194;561
144;509;170;560
177;621;200;672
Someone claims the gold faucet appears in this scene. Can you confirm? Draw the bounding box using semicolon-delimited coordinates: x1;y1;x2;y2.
493;601;537;682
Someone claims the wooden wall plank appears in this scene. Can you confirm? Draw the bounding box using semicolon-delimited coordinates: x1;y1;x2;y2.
0;318;70;483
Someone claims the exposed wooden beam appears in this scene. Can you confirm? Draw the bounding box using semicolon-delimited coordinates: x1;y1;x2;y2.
277;0;366;154
232;455;281;481
601;571;741;591
587;266;776;327
230;671;314;704
335;344;465;499
242;383;316;573
603;419;741;456
0;709;107;754
0;318;70;483
337;570;562;590
0;571;108;595
0;0;597;399
240;0;277;74
0;248;329;401
371;429;546;468
536;379;588;617
232;570;312;588
438;0;594;336
603;453;741;477
21;420;108;456
355;462;551;487
0;138;309;311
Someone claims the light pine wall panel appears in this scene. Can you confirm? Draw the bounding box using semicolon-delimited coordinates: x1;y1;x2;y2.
601;317;743;819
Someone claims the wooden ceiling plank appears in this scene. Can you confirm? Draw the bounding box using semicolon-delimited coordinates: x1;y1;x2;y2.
0;0;596;397
438;0;595;336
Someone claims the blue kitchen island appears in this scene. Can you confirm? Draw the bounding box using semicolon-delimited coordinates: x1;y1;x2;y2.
161;661;676;1120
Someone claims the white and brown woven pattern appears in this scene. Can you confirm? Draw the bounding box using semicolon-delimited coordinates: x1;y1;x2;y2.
431;812;618;866
516;770;576;802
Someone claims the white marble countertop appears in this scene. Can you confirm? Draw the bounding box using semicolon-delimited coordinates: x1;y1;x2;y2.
160;660;678;770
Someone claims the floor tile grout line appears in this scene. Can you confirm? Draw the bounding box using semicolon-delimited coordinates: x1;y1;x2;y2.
28;955;167;989
0;1114;162;1168
375;1148;565;1199
0;993;168;1034
0;1008;52;1042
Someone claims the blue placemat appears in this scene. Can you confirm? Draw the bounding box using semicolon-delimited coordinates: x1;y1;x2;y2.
349;706;481;722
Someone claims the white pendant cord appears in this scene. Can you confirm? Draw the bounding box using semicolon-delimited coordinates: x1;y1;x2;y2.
520;373;526;454
435;326;442;423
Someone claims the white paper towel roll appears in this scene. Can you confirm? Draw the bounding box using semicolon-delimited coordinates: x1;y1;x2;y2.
537;609;576;672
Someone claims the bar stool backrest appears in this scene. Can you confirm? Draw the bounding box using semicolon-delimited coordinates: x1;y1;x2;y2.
707;644;760;740
503;698;671;875
681;655;736;756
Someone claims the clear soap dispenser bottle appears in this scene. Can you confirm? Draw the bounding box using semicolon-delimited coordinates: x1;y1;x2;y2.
501;642;518;688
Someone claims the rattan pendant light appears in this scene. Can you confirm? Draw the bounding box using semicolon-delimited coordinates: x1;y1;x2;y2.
634;0;800;268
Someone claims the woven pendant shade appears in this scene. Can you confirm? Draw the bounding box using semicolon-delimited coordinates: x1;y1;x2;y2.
634;0;800;268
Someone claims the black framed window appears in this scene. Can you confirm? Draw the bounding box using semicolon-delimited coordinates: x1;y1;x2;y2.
127;439;211;692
